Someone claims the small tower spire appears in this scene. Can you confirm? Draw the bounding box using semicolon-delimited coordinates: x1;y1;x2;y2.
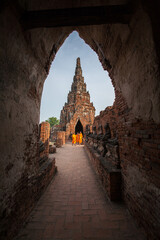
77;57;81;67
71;57;86;93
75;57;82;76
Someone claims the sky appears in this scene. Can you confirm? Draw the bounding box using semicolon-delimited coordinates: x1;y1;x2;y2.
40;31;115;123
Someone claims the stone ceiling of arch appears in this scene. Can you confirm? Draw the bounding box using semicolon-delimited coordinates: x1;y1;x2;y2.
2;0;160;122
24;12;159;122
22;0;129;11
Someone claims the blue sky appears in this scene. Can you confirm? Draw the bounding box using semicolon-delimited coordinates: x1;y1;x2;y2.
40;31;115;123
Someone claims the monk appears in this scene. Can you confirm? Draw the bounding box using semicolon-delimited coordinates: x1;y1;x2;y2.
72;133;76;146
76;133;80;144
79;132;83;144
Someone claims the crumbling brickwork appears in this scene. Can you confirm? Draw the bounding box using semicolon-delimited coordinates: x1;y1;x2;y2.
56;131;65;147
85;142;121;201
40;122;50;156
85;87;160;239
60;58;95;139
1;1;160;239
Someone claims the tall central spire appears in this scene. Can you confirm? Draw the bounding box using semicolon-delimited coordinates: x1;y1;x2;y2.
59;57;95;139
75;57;82;76
71;57;86;93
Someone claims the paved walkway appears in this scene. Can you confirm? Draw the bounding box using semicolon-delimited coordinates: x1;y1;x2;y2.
16;142;145;240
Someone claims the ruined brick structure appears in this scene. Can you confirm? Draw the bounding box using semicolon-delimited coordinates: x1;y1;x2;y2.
60;57;95;139
1;1;160;239
39;122;50;156
85;88;160;239
56;131;65;147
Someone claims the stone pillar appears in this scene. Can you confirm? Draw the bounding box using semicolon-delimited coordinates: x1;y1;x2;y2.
40;122;50;157
65;123;71;140
56;131;65;147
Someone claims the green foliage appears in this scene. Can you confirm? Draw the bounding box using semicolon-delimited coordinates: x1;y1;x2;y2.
46;117;59;127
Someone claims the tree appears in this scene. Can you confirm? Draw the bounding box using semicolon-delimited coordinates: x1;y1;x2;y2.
46;117;59;127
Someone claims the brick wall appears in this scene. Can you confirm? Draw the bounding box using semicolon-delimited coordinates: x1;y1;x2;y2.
0;121;57;240
1;2;160;240
85;142;121;201
87;88;160;239
0;158;57;240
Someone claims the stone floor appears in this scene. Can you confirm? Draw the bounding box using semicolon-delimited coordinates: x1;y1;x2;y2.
15;142;145;240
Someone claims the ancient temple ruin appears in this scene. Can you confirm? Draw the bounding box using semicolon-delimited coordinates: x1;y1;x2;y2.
1;1;160;239
60;57;95;139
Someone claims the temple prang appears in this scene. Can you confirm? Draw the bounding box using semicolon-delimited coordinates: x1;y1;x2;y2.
1;2;160;239
59;57;95;139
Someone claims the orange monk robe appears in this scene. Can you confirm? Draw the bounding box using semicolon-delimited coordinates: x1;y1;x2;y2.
76;133;80;144
72;134;76;145
79;132;83;144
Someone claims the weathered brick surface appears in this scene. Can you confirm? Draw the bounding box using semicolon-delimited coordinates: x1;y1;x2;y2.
40;122;50;157
56;131;65;146
49;144;56;153
1;2;160;240
90;88;160;239
0;121;57;240
119;118;160;240
60;58;95;139
0;158;57;240
85;143;121;201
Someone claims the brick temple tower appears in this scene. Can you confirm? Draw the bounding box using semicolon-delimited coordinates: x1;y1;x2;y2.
60;57;95;139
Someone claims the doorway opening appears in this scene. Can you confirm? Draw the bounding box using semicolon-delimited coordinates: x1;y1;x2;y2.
40;31;115;123
75;120;83;135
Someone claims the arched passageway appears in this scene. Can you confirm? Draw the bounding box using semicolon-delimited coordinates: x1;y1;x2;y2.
0;1;160;240
75;120;83;135
15;143;145;240
40;31;114;123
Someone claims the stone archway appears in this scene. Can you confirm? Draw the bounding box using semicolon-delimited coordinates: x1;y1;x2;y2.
75;119;83;135
1;1;160;239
